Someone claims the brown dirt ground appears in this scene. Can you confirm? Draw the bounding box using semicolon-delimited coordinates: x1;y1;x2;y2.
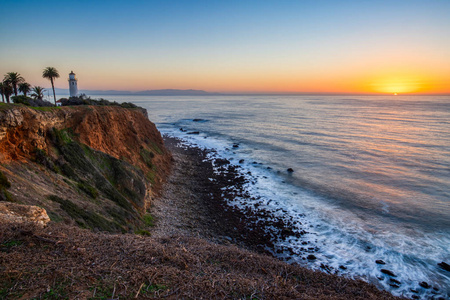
0;222;400;299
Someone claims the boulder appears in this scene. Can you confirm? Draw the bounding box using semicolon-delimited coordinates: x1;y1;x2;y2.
380;269;396;277
437;261;450;272
0;202;50;227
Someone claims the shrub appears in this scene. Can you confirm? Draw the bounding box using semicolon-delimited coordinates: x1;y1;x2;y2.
11;95;54;107
0;170;13;202
143;213;156;227
77;182;99;199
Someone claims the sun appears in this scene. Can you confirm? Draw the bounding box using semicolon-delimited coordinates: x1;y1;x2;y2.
362;70;432;94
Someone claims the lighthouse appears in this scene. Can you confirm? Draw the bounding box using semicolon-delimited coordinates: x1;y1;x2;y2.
68;71;78;97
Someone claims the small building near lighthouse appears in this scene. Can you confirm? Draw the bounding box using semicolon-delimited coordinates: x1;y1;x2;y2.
68;71;78;98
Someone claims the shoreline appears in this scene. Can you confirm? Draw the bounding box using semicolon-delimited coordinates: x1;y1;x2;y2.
151;136;280;253
152;136;404;295
153;135;450;299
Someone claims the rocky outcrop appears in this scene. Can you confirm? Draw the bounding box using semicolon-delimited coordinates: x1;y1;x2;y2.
0;104;171;232
0;202;50;227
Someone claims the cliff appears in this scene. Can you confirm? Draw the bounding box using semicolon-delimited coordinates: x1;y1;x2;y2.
0;103;171;232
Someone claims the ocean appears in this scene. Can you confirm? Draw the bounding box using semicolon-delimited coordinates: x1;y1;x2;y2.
70;94;450;298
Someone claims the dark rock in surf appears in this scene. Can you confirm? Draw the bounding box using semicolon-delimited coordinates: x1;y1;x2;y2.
232;143;239;148
287;168;294;173
380;269;396;277
187;131;200;135
307;254;316;260
180;128;186;132
215;158;230;166
438;261;450;272
376;260;386;265
419;281;430;289
239;159;245;164
390;278;401;285
320;264;332;273
193;118;205;122
410;289;419;294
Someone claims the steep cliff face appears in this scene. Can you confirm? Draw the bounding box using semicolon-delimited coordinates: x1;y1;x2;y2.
0;104;171;232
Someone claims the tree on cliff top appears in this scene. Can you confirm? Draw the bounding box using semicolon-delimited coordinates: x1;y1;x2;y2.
19;82;32;97
31;86;45;100
0;82;6;103
42;67;59;106
0;81;13;103
4;72;25;97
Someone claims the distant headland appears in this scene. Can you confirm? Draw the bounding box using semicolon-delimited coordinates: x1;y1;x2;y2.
54;88;218;96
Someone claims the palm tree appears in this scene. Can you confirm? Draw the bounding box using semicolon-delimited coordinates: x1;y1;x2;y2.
42;67;59;106
0;82;6;103
31;86;45;100
1;81;13;103
18;82;32;97
4;72;25;96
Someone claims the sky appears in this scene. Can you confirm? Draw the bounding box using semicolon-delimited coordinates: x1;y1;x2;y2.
1;0;449;94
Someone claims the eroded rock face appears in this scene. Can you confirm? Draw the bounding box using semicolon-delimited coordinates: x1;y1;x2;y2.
0;105;172;232
0;202;50;227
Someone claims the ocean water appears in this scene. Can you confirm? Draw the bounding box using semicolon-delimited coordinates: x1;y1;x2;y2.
81;95;449;298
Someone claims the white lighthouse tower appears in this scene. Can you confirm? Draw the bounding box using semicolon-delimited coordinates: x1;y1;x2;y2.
68;71;78;97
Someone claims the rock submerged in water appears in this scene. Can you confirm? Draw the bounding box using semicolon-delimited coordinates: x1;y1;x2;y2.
307;254;316;260
419;281;430;289
438;261;450;272
287;168;294;173
375;259;386;265
239;159;245;164
380;269;396;277
232;143;239;148
187;131;200;135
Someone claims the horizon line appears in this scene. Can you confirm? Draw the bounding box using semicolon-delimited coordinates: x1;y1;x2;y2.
51;88;450;97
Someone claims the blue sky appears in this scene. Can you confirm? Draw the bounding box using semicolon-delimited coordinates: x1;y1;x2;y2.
1;0;449;93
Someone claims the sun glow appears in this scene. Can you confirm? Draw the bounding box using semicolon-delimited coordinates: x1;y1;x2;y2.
360;68;441;94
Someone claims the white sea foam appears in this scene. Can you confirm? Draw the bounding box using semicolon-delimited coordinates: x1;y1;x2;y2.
161;126;450;299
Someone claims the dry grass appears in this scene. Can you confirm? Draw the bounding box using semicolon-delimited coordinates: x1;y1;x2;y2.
0;222;401;299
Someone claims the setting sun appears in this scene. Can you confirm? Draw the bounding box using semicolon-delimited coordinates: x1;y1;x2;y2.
361;69;438;94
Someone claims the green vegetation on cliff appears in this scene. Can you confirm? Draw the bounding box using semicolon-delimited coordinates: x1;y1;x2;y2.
0;169;13;202
31;127;149;232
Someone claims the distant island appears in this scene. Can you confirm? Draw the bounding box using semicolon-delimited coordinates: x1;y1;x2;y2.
54;88;218;96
